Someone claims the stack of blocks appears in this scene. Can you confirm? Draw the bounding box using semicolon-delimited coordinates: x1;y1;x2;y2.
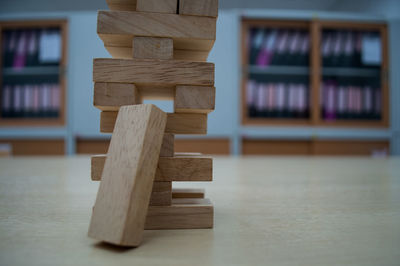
88;0;218;247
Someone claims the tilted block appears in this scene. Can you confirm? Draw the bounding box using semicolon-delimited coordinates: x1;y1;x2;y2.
179;0;218;17
94;83;140;111
91;154;213;182
93;58;214;86
97;11;216;54
132;37;173;60
150;181;172;206
160;133;174;157
100;111;207;134
88;104;167;247
106;0;178;14
145;198;213;229
174;85;215;113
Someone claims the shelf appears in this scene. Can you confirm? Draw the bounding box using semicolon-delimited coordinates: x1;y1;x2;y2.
243;117;311;126
322;67;380;77
2;66;61;76
245;65;309;75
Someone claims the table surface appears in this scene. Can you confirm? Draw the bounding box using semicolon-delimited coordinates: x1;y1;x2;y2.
0;156;400;266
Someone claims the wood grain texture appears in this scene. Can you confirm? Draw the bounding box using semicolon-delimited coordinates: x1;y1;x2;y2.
145;198;213;229
93;58;214;86
172;188;205;198
94;83;140;111
91;154;212;182
174;85;215;113
97;11;215;52
136;0;177;14
105;46;209;61
160;134;174;157
150;182;172;206
179;0;218;17
132;37;173;60
100;111;207;134
106;0;137;11
88;104;167;247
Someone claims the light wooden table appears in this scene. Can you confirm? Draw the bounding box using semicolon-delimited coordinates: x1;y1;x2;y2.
1;156;399;266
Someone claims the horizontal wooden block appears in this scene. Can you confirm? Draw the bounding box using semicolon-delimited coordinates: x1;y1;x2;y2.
100;111;207;134
106;0;177;14
104;46;210;61
97;11;216;52
91;154;212;182
150;182;172;206
132;37;173;60
160;133;174;157
174;85;215;113
145;198;213;229
179;0;218;17
172;188;205;198
136;0;177;14
94;83;140;111
93;58;214;86
106;0;136;11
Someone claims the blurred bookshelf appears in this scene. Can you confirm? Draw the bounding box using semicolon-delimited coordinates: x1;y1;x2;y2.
241;19;389;128
0;20;67;126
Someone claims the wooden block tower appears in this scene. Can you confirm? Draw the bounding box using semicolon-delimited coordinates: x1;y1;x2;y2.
88;0;218;247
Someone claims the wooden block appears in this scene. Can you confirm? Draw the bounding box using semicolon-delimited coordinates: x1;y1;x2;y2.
132;37;173;60
94;83;140;111
136;0;177;14
172;188;205;199
160;133;174;157
93;58;214;86
145;198;213;229
91;154;212;182
88;104;167;247
100;111;207;134
174;85;215;113
179;0;218;17
97;11;216;52
150;181;172;206
106;0;137;11
104;46;209;61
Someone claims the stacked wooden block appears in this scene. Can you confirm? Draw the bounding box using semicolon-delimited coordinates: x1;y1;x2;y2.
88;0;218;247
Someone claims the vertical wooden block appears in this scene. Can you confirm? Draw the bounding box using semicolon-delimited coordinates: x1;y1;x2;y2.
132;37;173;60
179;0;218;17
150;181;172;206
174;85;215;113
94;83;141;111
136;0;177;14
160;134;174;157
88;104;167;247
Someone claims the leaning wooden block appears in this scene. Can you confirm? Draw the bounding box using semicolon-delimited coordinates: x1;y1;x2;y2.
150;182;172;206
160;133;174;157
94;83;140;111
174;85;215;113
145;198;213;229
179;0;218;17
100;111;207;134
88;104;167;247
93;58;214;86
132;37;173;60
106;0;177;14
91;154;213;182
172;188;205;199
97;11;216;52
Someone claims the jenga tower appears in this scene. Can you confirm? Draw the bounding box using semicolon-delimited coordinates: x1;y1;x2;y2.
88;0;218;247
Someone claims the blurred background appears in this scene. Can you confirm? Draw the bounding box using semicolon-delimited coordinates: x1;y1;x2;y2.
0;0;399;157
